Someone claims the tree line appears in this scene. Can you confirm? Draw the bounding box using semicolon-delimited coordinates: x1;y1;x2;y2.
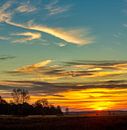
0;88;63;116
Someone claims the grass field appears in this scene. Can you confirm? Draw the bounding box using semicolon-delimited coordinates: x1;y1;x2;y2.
0;115;127;130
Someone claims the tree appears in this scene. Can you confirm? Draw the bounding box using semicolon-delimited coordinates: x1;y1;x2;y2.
56;106;63;115
35;98;49;107
0;96;8;114
0;96;7;104
65;107;69;115
11;88;30;104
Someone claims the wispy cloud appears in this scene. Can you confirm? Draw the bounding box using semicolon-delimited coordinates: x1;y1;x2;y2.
0;1;94;46
7;21;94;45
15;4;37;13
0;8;11;22
56;42;67;47
1;80;127;97
0;36;9;40
15;60;52;73
0;1;13;11
123;23;127;28
6;60;127;82
0;1;13;22
6;60;60;81
45;0;71;16
0;1;37;23
0;55;15;61
0;80;127;110
12;32;41;43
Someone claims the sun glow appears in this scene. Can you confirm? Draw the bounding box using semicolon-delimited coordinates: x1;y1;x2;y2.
50;88;127;111
96;107;105;111
91;101;114;111
3;88;127;111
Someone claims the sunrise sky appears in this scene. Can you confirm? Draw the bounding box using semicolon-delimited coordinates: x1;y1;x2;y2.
0;0;127;111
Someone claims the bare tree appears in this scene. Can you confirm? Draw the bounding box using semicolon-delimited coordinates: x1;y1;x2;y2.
11;88;30;104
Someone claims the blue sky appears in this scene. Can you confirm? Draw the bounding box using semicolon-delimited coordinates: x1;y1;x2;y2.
0;0;127;62
0;0;127;110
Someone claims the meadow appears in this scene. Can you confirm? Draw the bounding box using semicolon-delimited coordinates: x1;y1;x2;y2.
0;115;127;130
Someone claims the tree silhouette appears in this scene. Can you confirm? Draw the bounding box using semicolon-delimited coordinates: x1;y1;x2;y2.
0;89;63;116
65;107;69;115
0;96;7;104
11;88;30;104
35;98;49;107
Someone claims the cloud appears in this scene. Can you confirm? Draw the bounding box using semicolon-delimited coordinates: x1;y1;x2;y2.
65;60;127;78
54;42;67;47
65;60;125;65
0;1;13;22
7;21;94;45
0;1;94;46
15;60;52;73
13;32;41;43
0;55;15;61
0;80;127;110
6;61;125;80
1;59;127;111
0;9;11;22
84;71;126;78
6;60;63;81
123;23;127;28
45;0;71;16
1;80;127;94
0;36;9;40
0;1;36;23
0;1;12;11
15;4;37;13
5;60;127;82
58;42;67;47
113;63;127;70
27;25;93;45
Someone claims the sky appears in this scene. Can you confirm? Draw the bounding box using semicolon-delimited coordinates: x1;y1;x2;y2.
0;0;127;111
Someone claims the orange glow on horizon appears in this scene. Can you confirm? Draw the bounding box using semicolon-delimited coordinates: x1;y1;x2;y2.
3;88;127;111
91;101;114;111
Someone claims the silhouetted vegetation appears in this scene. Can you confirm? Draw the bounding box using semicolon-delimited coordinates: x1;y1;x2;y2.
0;89;63;116
11;88;30;104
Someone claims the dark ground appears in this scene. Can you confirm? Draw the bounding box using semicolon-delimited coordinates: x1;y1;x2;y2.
0;115;127;130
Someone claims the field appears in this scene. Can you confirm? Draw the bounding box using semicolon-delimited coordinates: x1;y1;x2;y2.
0;115;127;130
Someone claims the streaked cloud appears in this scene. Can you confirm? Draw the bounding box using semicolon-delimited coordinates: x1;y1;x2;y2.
15;60;52;73
0;80;127;110
13;32;41;43
57;88;127;110
7;21;94;45
0;0;127;111
45;0;71;16
0;1;94;46
1;80;127;96
0;1;12;11
123;23;127;28
0;8;11;22
15;4;37;13
0;55;15;61
0;1;13;22
0;36;9;40
57;42;67;47
6;60;127;82
0;1;36;23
